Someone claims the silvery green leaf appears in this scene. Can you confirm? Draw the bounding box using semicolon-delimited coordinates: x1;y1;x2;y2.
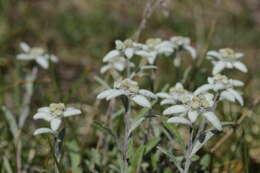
128;117;145;137
163;105;187;115
3;156;13;173
144;137;160;155
2;106;18;137
132;95;151;108
157;147;183;172
129;146;145;173
67;140;82;173
190;130;215;158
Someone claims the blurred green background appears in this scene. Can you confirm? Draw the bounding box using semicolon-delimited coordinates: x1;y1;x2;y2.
0;0;260;172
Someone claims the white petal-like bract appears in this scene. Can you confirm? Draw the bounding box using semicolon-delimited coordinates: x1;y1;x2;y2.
64;107;81;117
163;105;187;115
132;95;151;108
213;61;226;75
34;128;53;135
233;61;248;73
167;117;191;126
203;112;222;131
50;118;62;131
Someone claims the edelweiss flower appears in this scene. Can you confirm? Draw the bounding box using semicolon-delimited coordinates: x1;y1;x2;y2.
33;103;81;135
135;38;174;64
103;39;142;62
16;42;58;69
164;93;222;131
97;78;157;108
157;83;190;105
100;56;135;74
170;36;196;66
194;74;244;105
207;48;247;74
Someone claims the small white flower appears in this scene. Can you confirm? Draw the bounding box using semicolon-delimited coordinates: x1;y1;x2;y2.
164;92;222;130
194;74;244;105
33;103;81;135
16;42;58;69
157;83;190;105
207;48;247;74
170;36;197;67
101;56;135;74
97;78;156;108
135;38;174;64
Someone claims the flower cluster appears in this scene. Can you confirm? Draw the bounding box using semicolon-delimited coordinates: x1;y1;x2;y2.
101;36;196;74
97;78;157;108
33;103;81;135
207;48;247;74
194;74;244;105
17;42;58;69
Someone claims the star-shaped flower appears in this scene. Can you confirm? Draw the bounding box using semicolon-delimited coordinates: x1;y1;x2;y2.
207;48;247;74
97;78;157;108
33;103;81;135
194;74;244;105
157;83;190;105
16;42;58;69
164;93;222;131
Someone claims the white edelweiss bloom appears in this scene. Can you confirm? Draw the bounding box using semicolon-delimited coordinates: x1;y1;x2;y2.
135;38;174;65
207;48;247;74
100;56;135;73
16;42;58;69
157;82;190;105
169;36;196;67
194;74;244;105
171;36;196;55
97;78;156;108
33;103;81;135
164;92;222;130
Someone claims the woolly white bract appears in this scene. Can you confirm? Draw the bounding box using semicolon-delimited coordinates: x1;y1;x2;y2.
97;78;156;108
33;103;81;135
16;42;58;69
207;48;247;74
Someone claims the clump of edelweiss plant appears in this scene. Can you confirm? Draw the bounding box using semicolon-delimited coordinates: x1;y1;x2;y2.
97;35;247;173
33;103;81;171
16;42;58;69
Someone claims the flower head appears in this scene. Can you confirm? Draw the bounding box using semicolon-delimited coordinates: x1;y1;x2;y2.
97;78;157;108
207;48;247;74
33;103;81;135
164;92;222;131
194;74;244;105
16;42;58;69
157;83;190;105
170;36;196;66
